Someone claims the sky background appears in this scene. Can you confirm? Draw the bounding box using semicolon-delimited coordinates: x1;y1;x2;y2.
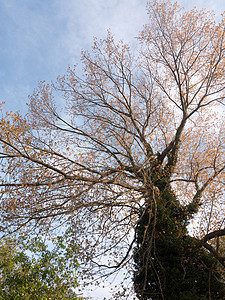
0;0;224;114
0;0;224;299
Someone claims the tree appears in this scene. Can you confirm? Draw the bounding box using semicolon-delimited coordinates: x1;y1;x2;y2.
0;0;225;298
0;234;81;299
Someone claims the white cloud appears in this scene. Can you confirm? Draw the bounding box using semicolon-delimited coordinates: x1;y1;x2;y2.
179;0;225;13
55;0;147;63
0;0;148;111
1;0;223;111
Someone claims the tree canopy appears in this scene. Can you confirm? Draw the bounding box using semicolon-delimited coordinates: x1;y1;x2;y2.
0;235;80;299
0;0;225;298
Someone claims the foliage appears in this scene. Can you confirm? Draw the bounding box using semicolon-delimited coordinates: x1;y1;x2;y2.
133;187;224;299
0;235;81;299
0;0;225;298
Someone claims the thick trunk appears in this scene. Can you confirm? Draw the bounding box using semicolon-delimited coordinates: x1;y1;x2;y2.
133;178;225;299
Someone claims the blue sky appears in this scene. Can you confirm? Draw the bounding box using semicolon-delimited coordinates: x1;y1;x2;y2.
0;0;147;112
0;0;224;299
0;0;224;114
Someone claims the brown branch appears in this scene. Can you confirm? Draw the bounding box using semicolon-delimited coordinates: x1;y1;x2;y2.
157;139;175;164
203;243;225;268
202;228;225;244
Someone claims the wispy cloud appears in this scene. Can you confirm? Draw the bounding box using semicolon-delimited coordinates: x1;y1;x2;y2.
2;0;222;112
0;0;148;111
55;0;148;63
180;0;225;12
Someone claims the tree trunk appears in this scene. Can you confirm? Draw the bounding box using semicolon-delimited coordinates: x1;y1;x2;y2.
133;176;225;299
